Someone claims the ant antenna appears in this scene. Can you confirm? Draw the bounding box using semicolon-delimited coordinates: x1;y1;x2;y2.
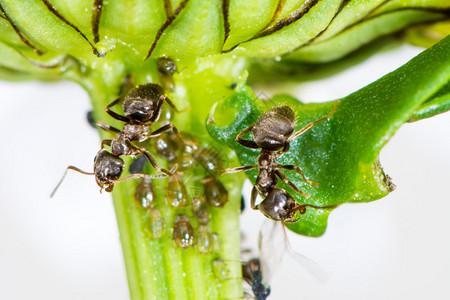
51;166;94;198
280;221;334;281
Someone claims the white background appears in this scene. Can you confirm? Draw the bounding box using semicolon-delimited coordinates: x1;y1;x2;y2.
1;43;449;299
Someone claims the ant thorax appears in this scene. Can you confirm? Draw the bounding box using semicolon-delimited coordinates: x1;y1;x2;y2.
122;123;151;142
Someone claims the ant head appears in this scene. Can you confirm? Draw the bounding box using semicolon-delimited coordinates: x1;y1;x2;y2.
252;106;295;151
258;188;298;221
94;149;124;192
122;83;165;124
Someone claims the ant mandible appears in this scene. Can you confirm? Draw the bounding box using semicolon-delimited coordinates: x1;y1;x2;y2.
221;103;338;222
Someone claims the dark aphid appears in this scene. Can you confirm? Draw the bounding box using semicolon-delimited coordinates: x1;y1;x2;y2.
173;215;195;249
134;177;155;209
129;154;148;174
242;258;271;300
241;194;246;213
192;196;209;224
220;102;338;222
51;149;169;196
156;57;177;76
86;110;96;129
203;177;228;208
167;175;188;208
145;208;165;239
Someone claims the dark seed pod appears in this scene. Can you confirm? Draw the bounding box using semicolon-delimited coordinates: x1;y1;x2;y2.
173;215;194;249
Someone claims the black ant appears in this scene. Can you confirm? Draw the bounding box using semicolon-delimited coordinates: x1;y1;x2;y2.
97;83;184;176
242;258;270;300
221;103;338;222
51;149;171;196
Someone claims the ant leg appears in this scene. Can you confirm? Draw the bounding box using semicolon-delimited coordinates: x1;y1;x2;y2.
105;97;130;123
96;121;121;134
287;100;338;142
250;186;259;210
276;164;318;187
101;139;112;149
275;170;309;198
163;96;180;112
235;126;259;149
51;166;94;197
149;123;178;137
111;173;169;183
296;203;338;214
139;148;177;176
149;122;196;148
219;165;257;175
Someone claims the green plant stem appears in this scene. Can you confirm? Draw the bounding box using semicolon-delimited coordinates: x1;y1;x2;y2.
75;56;246;299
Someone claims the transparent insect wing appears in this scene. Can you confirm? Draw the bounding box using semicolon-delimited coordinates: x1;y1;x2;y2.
258;219;286;285
260;220;333;283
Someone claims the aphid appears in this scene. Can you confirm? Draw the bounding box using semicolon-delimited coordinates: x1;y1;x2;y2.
173;215;195;249
154;133;178;162
86;110;96;128
51;149;169;195
145;208;165;239
167;174;188;208
156;56;177;76
194;147;224;177
220;103;338;222
192;196;210;224
203;177;229;208
197;225;212;255
134;177;155;209
241;194;246;213
128;154;148;174
241;258;270;300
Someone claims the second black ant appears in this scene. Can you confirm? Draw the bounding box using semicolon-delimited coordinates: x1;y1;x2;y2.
220;103;338;222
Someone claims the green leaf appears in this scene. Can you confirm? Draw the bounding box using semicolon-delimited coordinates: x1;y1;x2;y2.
208;35;450;237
